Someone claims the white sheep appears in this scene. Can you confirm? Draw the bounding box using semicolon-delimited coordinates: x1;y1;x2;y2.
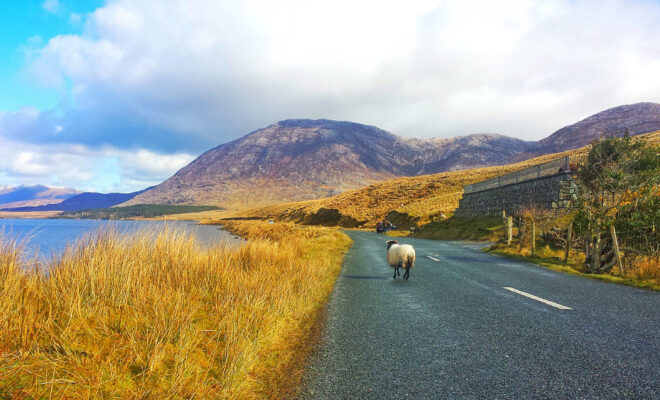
386;240;416;280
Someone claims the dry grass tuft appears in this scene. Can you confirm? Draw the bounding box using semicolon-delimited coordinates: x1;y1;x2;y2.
625;258;660;283
0;223;351;399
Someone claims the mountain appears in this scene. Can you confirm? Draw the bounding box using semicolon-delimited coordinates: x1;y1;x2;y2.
223;130;660;229
1;187;152;212
0;185;80;209
125;119;531;207
512;102;660;161
123;103;660;208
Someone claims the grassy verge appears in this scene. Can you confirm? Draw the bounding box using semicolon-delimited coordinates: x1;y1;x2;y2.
412;215;504;241
407;214;660;291
0;222;352;398
489;245;660;291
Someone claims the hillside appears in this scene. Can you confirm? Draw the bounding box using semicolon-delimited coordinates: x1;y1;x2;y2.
0;185;80;209
195;131;660;229
512;102;660;161
125;119;530;208
2;187;153;212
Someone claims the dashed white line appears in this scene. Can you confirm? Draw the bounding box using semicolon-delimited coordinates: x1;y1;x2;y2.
503;287;573;310
427;256;441;262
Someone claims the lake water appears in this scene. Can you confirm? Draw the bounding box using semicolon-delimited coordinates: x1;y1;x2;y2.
0;219;243;260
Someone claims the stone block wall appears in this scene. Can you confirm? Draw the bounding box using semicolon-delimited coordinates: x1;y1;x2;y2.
454;172;579;217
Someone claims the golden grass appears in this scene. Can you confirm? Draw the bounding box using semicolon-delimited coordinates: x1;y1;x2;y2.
0;222;352;399
413;216;505;241
490;246;660;291
144;209;243;222
630;258;660;283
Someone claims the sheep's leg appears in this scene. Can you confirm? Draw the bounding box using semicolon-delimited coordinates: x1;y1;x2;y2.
393;265;397;279
403;259;411;280
397;261;402;276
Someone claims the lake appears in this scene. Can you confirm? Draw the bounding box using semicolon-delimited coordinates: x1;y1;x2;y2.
0;219;242;260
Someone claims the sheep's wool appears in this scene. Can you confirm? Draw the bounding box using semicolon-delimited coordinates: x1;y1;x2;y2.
387;244;416;269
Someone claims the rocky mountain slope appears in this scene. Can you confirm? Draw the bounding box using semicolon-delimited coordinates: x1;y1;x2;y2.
512;102;660;161
125;102;660;208
208;130;660;229
125;120;531;207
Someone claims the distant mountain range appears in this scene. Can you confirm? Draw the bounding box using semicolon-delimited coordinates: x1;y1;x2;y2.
126;102;660;208
0;185;80;209
6;102;660;211
1;188;152;212
124;120;531;207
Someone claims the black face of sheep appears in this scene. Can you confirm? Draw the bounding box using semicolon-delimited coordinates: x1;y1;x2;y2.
386;240;399;250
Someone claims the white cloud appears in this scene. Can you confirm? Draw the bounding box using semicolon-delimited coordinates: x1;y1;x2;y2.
42;0;60;14
19;0;659;147
0;137;194;192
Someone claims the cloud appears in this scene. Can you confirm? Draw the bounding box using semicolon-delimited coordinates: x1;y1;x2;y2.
41;0;61;14
18;0;660;150
0;137;194;192
2;0;660;189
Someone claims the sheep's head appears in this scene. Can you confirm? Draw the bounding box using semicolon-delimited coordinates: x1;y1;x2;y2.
386;240;399;250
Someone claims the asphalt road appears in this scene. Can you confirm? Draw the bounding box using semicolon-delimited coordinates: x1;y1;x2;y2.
299;231;660;399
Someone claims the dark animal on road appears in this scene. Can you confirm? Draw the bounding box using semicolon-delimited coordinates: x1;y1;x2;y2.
386;240;416;280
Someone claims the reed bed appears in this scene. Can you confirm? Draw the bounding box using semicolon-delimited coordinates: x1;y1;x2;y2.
0;223;351;399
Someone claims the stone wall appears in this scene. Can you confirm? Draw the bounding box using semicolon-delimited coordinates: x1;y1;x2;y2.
454;172;579;217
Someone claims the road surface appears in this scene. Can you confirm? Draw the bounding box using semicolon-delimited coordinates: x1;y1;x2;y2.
299;231;659;399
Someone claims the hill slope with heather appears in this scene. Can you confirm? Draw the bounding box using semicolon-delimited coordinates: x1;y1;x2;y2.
125;119;530;207
512;102;660;161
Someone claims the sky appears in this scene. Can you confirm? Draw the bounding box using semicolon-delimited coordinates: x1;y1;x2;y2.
1;0;659;193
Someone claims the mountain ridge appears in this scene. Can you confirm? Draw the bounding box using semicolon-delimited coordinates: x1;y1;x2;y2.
124;119;531;207
512;102;660;161
9;103;658;211
125;102;660;208
1;187;153;212
0;185;81;209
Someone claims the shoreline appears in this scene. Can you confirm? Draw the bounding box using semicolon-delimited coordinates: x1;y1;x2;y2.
0;211;61;219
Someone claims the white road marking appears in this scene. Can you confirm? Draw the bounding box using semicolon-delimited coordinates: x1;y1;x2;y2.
503;287;573;310
428;256;441;262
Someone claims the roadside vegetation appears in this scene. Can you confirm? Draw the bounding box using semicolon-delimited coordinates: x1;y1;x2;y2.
488;134;660;289
0;221;351;398
55;204;220;219
413;216;504;241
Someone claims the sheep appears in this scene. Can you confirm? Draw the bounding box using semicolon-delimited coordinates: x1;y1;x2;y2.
386;240;416;280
